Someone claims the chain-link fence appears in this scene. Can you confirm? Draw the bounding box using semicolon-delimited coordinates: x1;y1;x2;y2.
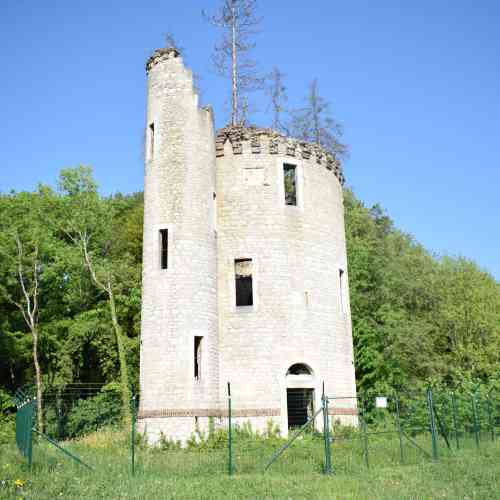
14;384;499;477
327;388;499;473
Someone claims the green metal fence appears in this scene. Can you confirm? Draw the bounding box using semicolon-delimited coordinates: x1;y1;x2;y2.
13;385;95;471
15;384;499;478
14;395;36;468
326;387;499;474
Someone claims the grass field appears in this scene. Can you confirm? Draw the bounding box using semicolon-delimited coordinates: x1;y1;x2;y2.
1;428;499;499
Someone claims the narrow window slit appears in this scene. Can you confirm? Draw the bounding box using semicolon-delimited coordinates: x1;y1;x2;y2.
235;258;253;307
283;163;297;206
160;229;168;269
149;123;155;159
194;336;203;380
339;268;345;313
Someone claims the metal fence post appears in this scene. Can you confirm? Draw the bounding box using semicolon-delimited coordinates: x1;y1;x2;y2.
131;395;137;476
451;392;460;450
322;384;332;474
395;393;404;464
28;398;34;470
487;396;495;442
426;387;438;461
227;382;233;476
361;397;369;469
471;393;480;448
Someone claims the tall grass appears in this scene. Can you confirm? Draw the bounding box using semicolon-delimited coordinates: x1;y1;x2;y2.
1;425;498;499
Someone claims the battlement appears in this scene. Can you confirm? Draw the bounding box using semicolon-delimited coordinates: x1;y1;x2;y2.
215;126;345;185
146;47;181;72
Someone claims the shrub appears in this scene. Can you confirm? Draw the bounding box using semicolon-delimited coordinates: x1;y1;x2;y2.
64;384;122;438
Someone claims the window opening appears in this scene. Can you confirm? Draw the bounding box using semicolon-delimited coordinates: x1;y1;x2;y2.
149;123;155;159
212;192;217;232
194;336;203;380
283;164;297;206
160;229;168;269
235;258;253;307
287;363;313;376
339;268;345;313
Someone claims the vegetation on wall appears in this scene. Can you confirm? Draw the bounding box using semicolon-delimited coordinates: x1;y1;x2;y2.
0;167;498;422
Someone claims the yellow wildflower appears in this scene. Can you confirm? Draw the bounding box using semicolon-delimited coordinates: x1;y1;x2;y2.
14;479;24;487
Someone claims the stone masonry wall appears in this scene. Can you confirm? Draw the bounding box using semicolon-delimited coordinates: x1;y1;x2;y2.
139;49;218;442
139;49;357;442
216;127;357;435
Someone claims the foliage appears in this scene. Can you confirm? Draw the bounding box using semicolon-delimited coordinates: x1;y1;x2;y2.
343;189;500;396
62;386;122;439
0;388;15;445
0;168;142;421
0;167;499;430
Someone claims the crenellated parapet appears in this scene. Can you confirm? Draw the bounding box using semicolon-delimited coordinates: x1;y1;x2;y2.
215;126;345;185
146;47;181;72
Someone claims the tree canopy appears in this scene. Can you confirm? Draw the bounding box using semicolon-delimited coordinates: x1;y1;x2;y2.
0;168;498;410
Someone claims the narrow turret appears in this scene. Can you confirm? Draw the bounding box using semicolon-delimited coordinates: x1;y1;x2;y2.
139;47;218;442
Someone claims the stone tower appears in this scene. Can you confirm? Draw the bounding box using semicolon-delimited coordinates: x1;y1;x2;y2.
139;48;218;442
139;48;357;442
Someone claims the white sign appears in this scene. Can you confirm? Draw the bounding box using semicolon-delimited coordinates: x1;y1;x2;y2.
375;396;388;408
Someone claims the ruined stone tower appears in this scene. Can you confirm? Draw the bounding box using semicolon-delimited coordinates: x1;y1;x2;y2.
139;48;357;442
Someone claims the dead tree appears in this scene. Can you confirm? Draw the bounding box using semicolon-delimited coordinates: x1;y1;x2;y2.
266;67;288;134
204;0;262;125
164;31;184;55
289;79;349;158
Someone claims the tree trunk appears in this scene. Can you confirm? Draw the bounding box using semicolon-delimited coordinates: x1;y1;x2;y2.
108;285;132;425
80;236;131;426
32;325;44;432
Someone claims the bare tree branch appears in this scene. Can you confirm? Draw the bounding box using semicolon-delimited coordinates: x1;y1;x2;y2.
289;79;349;159
204;0;263;125
12;230;44;431
266;67;289;134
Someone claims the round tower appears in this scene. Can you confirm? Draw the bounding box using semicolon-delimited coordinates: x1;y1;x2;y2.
215;127;357;434
139;48;218;442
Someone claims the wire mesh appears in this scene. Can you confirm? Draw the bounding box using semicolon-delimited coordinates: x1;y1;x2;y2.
327;388;499;474
14;384;499;476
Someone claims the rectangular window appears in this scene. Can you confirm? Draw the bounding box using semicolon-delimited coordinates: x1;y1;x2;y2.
283;164;297;206
235;258;253;307
194;336;203;380
149;123;155;159
160;229;168;269
339;269;345;313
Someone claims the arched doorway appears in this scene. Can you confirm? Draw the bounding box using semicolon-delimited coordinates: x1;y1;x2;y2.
286;363;315;428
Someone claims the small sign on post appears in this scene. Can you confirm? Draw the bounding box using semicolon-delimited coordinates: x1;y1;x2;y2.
375;396;388;409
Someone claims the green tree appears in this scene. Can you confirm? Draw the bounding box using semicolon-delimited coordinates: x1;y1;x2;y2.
56;167;134;424
0;189;59;430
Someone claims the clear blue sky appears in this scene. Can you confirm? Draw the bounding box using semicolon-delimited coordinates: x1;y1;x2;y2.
1;1;499;279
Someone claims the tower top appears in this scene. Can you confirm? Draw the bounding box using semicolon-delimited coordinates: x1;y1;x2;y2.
146;47;181;72
215;125;345;185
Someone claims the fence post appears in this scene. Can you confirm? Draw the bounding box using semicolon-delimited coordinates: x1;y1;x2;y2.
426;387;438;461
395;393;404;464
227;382;233;476
28;398;34;470
131;395;137;476
322;384;332;474
471;393;480;449
361;397;369;469
487;396;495;442
451;392;460;450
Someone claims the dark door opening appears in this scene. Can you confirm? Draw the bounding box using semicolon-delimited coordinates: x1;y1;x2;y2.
287;388;314;428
